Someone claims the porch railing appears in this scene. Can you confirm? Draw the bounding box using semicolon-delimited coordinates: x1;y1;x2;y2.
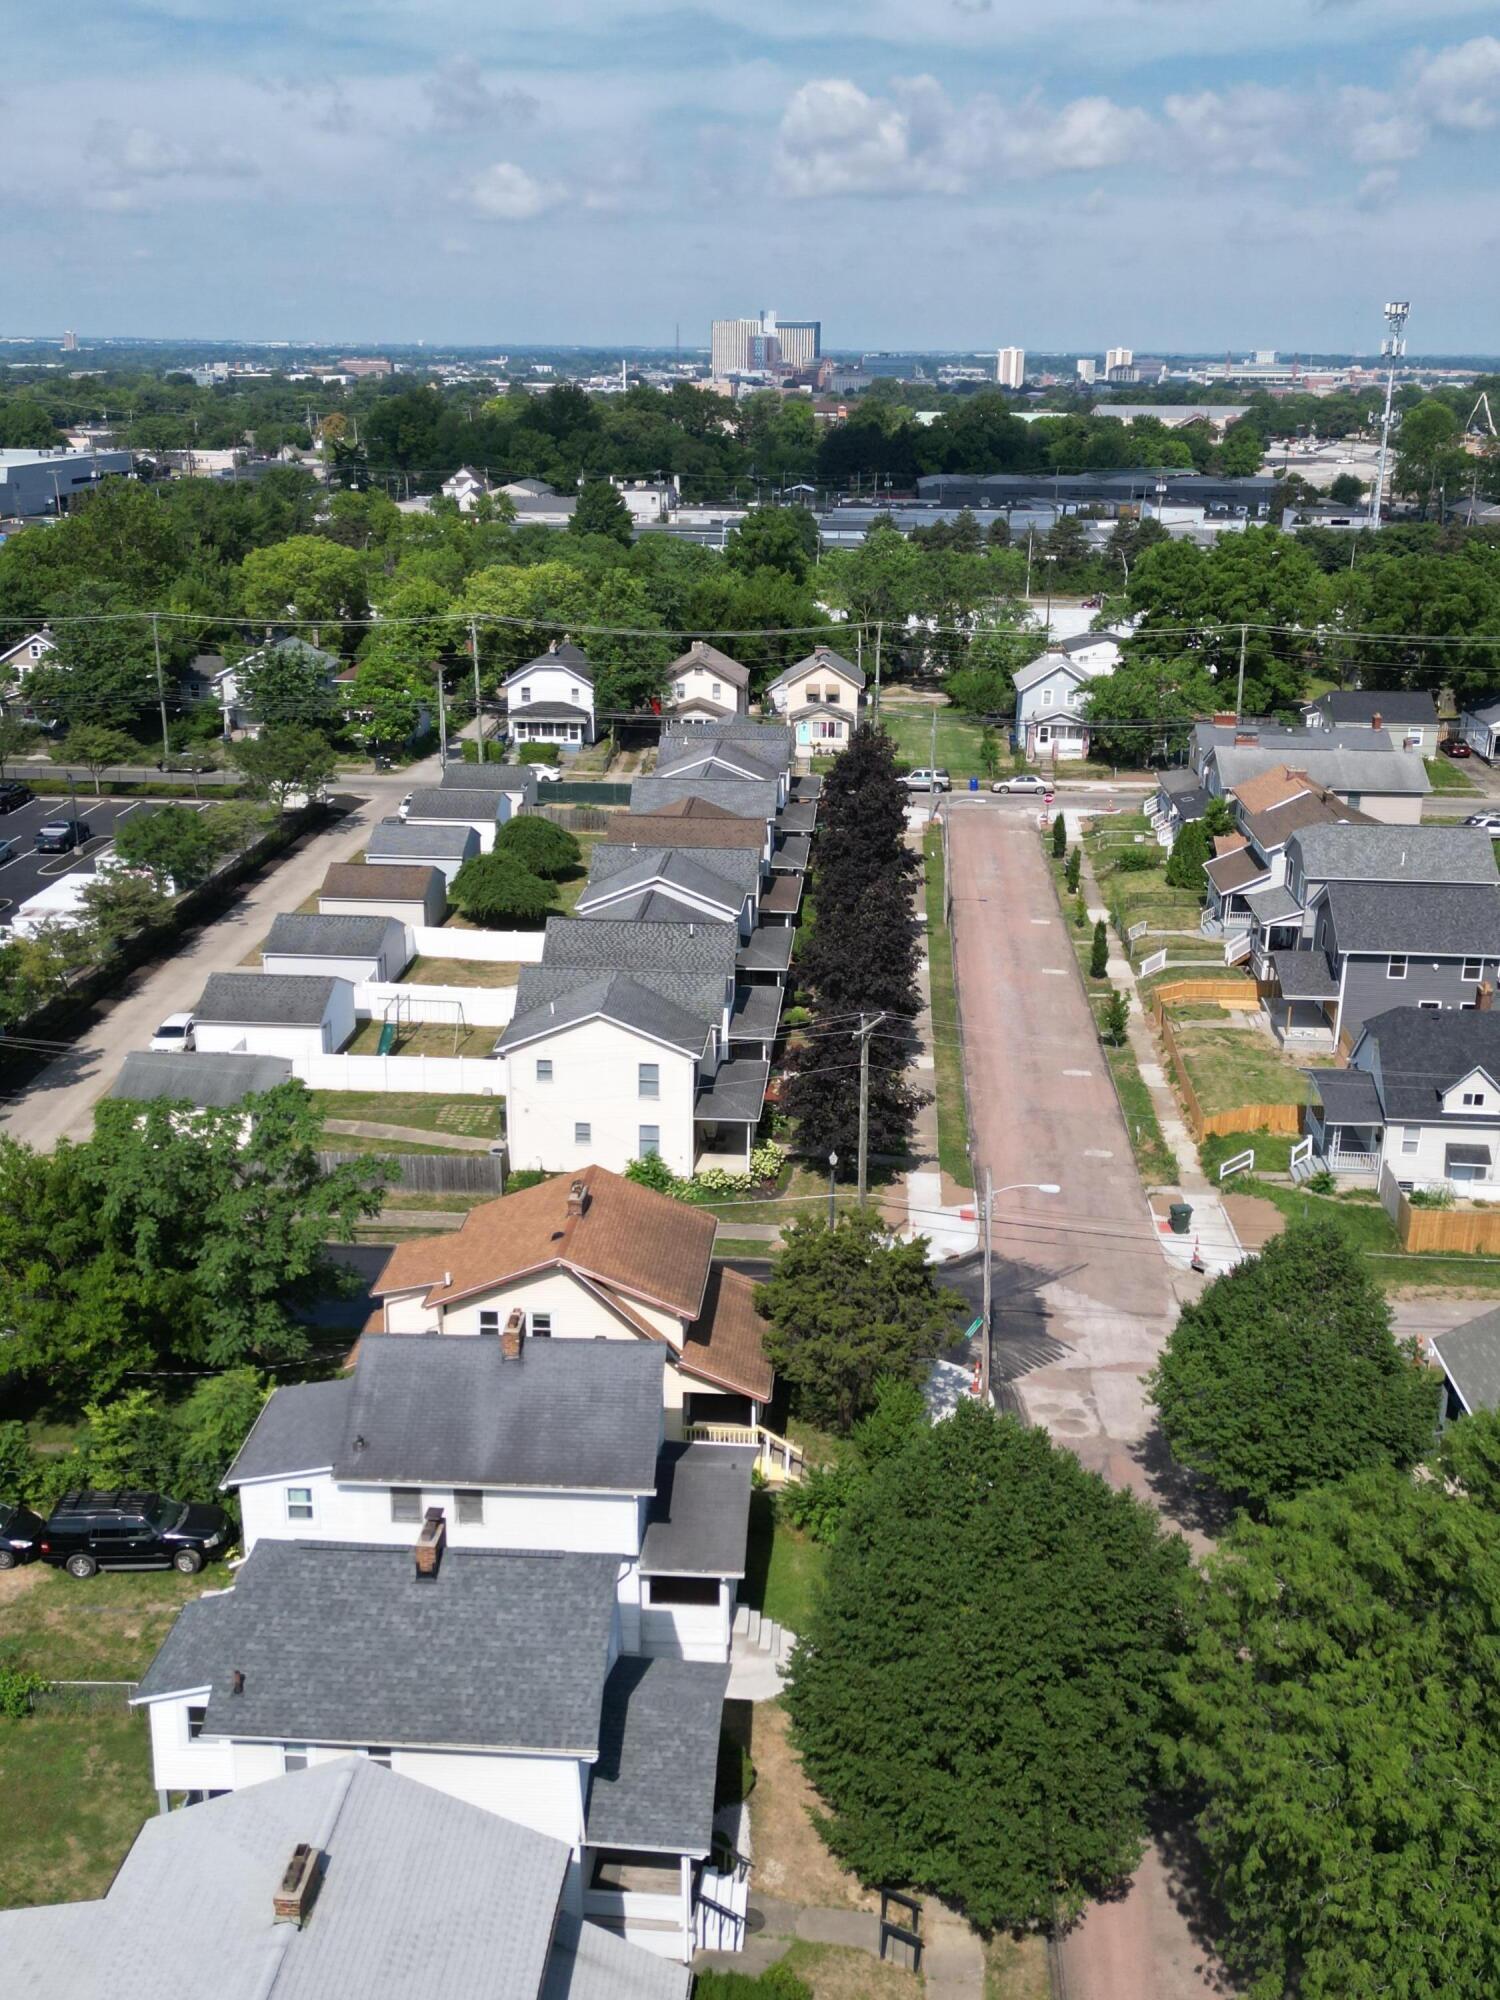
1328;1146;1382;1175
684;1422;806;1484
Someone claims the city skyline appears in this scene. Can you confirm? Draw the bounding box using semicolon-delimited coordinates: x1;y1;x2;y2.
2;4;1499;347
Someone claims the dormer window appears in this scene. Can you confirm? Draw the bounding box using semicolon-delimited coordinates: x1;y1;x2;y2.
1464;959;1483;982
1463;1091;1486;1108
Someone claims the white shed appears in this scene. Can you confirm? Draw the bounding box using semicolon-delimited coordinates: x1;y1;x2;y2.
402;788;510;853
261;912;412;982
366;819;479;885
319;862;447;928
191;972;356;1057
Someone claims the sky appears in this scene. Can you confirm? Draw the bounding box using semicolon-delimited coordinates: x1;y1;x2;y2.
2;1;1499;352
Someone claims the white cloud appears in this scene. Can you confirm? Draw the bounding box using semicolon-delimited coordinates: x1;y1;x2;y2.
465;160;565;221
1411;35;1500;131
1161;85;1303;174
1335;86;1425;166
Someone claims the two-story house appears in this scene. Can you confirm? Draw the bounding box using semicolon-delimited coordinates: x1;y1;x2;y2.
0;624;55;708
213;636;340;737
1461;696;1500;762
1199;768;1374;938
608;797;775;871
764;642;864;751
1011;632;1120;763
660;719;795;769
664;641;750;721
629;774;782;824
222;1331;753;1664
1297;879;1500;1052
1300;689;1439;753
1200;735;1429;825
1304;1003;1500;1195
367;1166;775;1433
505;639;597;752
655;736;787;804
576;847;759;938
0;1756;691;2000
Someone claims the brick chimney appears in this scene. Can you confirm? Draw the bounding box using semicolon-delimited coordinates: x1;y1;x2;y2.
565;1177;588;1218
500;1308;526;1360
414;1506;446;1578
273;1843;323;1927
1372;712;1383;732
1478;981;1493;1013
1233;729;1258;747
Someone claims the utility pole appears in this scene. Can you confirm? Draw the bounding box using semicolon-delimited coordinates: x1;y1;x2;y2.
469;615;484;763
855;1012;886;1202
1235;622;1248;726
150;612;171;768
980;1166;993;1405
930;704;938;775
872;620;882;724
435;659;449;765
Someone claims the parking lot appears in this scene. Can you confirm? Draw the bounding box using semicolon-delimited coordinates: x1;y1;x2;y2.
0;795;209;922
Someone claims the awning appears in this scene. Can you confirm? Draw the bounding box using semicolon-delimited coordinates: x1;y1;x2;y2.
695;1058;770;1125
1446;1143;1493;1169
1302;1066;1382;1126
1272;949;1341;1000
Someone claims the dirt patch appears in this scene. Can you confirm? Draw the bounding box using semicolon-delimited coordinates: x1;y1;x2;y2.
984;1932;1052;1999
1221;1192;1286;1252
0;1564;45;1607
783;1940;924;1997
747;1702;877;1913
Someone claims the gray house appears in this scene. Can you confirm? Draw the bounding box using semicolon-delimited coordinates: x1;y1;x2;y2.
1205;741;1429;824
659;718;794;768
1431;1305;1500;1423
366;818;479;884
630;777;780;824
261;912;412;983
576;850;757;940
440;761;540;808
1461;696;1500;762
1301;689;1439;753
1306;881;1500;1050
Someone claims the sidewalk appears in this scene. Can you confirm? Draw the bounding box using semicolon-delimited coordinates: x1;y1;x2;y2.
904;808;979;1262
698;1894;984;1996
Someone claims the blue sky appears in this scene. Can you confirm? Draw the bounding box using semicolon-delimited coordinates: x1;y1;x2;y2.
3;1;1498;350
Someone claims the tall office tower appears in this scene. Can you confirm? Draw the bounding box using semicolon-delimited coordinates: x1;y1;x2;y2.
776;320;822;371
995;346;1025;388
1075;357;1097;384
1105;346;1133;373
711;308;793;375
61;329;78;353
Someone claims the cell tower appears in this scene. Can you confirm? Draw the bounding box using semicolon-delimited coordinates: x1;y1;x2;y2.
1369;299;1409;527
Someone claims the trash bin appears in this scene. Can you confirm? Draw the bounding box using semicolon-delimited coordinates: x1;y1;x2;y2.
968;776;979;792
1168;1202;1193;1235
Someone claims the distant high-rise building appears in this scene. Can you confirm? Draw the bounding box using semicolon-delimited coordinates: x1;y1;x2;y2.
1254;349;1276;366
60;329;78;354
1105;346;1132;374
1075;357;1097;384
995;346;1025;389
776;320;821;371
712;309;818;376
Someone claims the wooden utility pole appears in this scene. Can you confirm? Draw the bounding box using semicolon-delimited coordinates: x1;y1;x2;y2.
980;1165;993;1405
855;1012;886;1201
150;612;171;767
435;660;449;765
872;620;882;724
1235;622;1248;726
470;615;484;763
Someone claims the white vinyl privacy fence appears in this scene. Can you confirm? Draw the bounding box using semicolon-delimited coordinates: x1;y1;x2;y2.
411;927;545;962
354;980;517;1027
291;1053;507;1095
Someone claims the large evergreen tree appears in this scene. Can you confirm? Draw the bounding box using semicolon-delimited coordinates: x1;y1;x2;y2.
1148;1221;1439;1511
787;1403;1188;1929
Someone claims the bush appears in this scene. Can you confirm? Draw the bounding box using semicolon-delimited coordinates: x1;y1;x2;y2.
694;1966;811;2000
449;850;556;928
0;1668;50;1720
1100;990;1130;1046
1051;814;1067;858
1072;891;1088;929
694;1165;754;1197
504;1167;552;1192
1064;847;1081;892
779;1459;862;1543
749;1140;787;1184
624;1152;679;1194
494;815;580;880
1407;1186;1455;1209
781;1005;812;1028
1113;846;1162;873
1089;920;1109;978
518;742;561;766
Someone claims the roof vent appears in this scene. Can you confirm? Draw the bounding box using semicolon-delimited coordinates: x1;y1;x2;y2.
273;1843;323;1927
231;1668;245;1696
414;1506;445;1579
566;1178;589;1218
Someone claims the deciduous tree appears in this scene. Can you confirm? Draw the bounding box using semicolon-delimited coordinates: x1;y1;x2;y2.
229;725;336;814
493;815;581;880
449;850;557;927
570;478;633;546
50;724;140;793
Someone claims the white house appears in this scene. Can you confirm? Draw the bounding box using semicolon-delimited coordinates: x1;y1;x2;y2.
261;912;412;983
222;1332;753;1666
615;479;679;524
212;636;340;737
190;972;356;1057
0;1756;693;2000
1011;633;1120;763
370;1167;775;1432
1462;696;1500;762
1301;690;1439;754
764;643;863;752
365;819;478;884
575;849;758;940
0;624;55;700
506;640;596;752
319;861;447;927
401;787;511;852
441;464;493;512
664;641;750;721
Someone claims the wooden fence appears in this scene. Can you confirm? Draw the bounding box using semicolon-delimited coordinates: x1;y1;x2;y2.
1380;1166;1500;1252
1151;1000;1304;1142
316;1151;504;1194
521;803;618;832
1148;979;1260;1012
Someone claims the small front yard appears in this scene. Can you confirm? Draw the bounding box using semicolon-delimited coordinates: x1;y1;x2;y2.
1085;812;1215;956
1425;755;1479;794
742;1491;827;1636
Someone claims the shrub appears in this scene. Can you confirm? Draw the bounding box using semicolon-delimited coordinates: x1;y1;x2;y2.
1089;920;1109;978
504;1167;552;1192
694;1165;754;1196
1305;1169;1337;1195
518;742;561;766
1072;891;1088;929
0;1421;32;1504
494;815;580;880
624;1152;680;1194
781;1005;812;1028
449;850;556;927
1407;1186;1455;1209
779;1459;862;1543
1113;846;1162;873
0;1668;50;1720
1064;847;1081;892
749;1140;787;1184
1051;814;1067;858
1100;990;1130;1046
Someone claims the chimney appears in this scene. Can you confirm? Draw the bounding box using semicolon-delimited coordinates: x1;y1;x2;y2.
231;1669;245;1697
500;1308;526;1359
414;1506;446;1578
1478;982;1494;1013
1371;711;1382;732
566;1177;588;1218
1233;730;1258;747
273;1843;323;1927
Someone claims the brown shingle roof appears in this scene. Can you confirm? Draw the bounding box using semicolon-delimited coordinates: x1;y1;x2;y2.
1212;833;1248;857
1241;790;1376;851
322;863;442;901
639;796;747;820
1204;846;1268;893
682;1265;774;1403
605;812;765;853
372;1166;716;1321
1227;764;1312;815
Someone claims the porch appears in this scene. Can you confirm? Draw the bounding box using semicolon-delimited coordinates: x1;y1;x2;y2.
1266;949;1341;1048
695;1058;770;1171
1026;717;1089;763
1303;1067;1384;1180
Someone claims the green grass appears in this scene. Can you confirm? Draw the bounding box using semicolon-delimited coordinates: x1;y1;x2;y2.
307;1090;502;1140
345;1018;494;1059
879;705;993;779
405;954;520;988
1236;1176;1500;1295
1085;813;1207;945
1425;755;1480;794
1171;1021;1308;1117
551;832;602;915
923;826;973;1187
712;1235;779;1258
0;1707;157;1909
0;1567;207;1681
743;1491;827;1635
985;1932;1053;2000
1200;1129;1296;1178
1102;1037;1179;1186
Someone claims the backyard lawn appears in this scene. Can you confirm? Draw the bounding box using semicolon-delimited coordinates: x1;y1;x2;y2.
1169;1020;1307;1118
742;1491;827;1636
405;954;521;988
346;1018;495;1060
552;831;602;915
879;703;994;779
307;1089;502;1141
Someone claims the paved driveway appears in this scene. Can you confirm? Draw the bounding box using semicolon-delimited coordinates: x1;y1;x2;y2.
947;801;1229;2000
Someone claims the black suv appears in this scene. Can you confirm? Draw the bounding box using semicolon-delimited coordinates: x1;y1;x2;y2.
39;1490;231;1578
0;1501;44;1567
0;781;33;814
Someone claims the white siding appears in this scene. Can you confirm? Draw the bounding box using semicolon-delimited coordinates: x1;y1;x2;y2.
195;1019;338;1059
353;979;517;1027
262;952;388;983
288;1052;506;1094
670;665;746;716
237;1473;643;1557
505;1018;698;1177
146;1692;236;1794
320;895;439;927
507;663;596;721
406;807;507;854
1387;1117;1500;1198
410;927;546;963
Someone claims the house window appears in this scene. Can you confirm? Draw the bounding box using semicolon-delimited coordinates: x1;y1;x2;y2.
1419;1000;1442;1011
712;682;722;699
574;1121;591;1143
285;1485;314;1523
1387;955;1407;980
675;682;686;699
521;686;531;702
639;1124;661;1157
1040;688;1054;708
187;1704;207;1741
1463;1091;1486;1108
390;1488;422;1524
536;1058;553;1083
1399;1128;1420;1156
455;1490;485;1524
366;1748;392;1768
530;1312;552;1337
479;1309;500;1336
570;685;580;701
283;1746;309;1773
639;1062;659;1099
646;1576;721;1606
1464;960;1484;982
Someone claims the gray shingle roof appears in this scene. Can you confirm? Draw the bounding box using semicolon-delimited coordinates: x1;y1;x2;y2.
766;643;865;692
109;1051;293;1107
499;970;713;1059
264;913;400;959
1465;697;1500;728
0;1757;581;2000
772;833;811;872
1243;884;1301;924
1431;1308;1500;1415
1011;651;1096;694
1290;824;1498;886
222;1378;353;1486
194;972;343;1026
729;982;784;1041
1321;880;1500;957
1353;1006;1500;1123
513;963;729;1031
1212;744;1430;798
508;641;593;686
137;1540;619;1754
664;640;751;688
441;761;540;800
541;1913;691;2000
630;777;779;820
541;914;738;976
578;848;751;916
403;789;505;822
336;1335;665;1491
640;1444;753;1578
655;741;780;785
736;927;794;975
660;719;793;764
586;1657;728;1856
1302;1066;1384;1126
1272;949;1340;999
1310;690;1439;728
512;701;592;722
589;843;763;898
776;801;818;834
367;821;479;861
694;1057;770;1123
